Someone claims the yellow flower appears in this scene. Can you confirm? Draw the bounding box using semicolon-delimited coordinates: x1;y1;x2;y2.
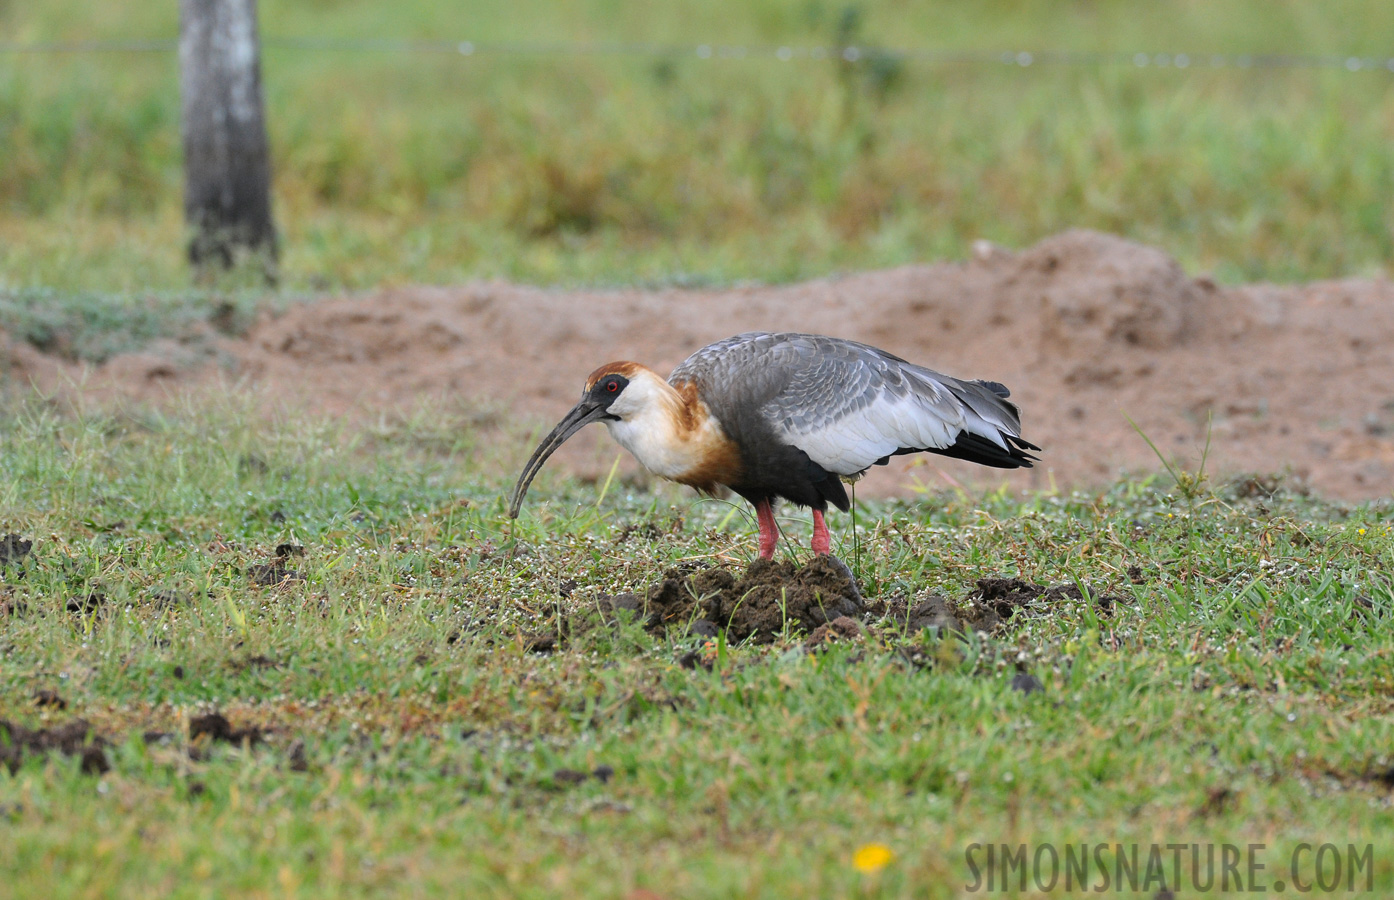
1358;528;1366;535
853;843;895;873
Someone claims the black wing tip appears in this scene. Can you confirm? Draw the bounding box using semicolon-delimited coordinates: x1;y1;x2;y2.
1008;434;1042;454
1002;434;1042;468
921;431;1042;469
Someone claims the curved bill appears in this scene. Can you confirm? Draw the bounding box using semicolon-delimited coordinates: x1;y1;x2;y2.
508;400;612;518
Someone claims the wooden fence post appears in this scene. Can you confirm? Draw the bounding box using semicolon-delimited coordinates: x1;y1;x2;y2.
179;0;278;282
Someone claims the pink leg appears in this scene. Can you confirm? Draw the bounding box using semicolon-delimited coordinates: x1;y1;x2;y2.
755;499;779;559
811;509;832;556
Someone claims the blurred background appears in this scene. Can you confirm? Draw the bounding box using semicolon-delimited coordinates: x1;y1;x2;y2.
2;0;1392;294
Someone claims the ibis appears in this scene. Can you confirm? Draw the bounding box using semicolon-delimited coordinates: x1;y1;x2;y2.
508;332;1039;558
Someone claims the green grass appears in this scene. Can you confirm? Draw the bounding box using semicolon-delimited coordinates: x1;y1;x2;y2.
4;0;1394;293
0;398;1391;897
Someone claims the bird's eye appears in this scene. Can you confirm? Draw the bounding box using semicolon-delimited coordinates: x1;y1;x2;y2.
606;380;619;392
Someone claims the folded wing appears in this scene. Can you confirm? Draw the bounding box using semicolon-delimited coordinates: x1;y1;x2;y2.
671;332;1038;478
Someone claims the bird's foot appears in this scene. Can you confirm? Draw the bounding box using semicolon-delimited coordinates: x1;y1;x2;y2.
755;498;780;559
811;509;832;556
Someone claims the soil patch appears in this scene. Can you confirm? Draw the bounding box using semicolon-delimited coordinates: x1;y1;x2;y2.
573;561;1130;648
877;578;1127;638
0;718;109;774
0;534;32;567
620;555;865;644
8;230;1394;500
971;577;1127;620
188;712;267;748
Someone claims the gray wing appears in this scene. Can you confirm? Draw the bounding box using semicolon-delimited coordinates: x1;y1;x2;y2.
670;332;1034;476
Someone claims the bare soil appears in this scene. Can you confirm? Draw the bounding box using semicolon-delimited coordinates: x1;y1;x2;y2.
575;557;1128;647
0;718;109;774
6;230;1393;500
622;554;866;644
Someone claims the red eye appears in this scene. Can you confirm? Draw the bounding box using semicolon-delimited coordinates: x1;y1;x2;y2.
606;381;619;392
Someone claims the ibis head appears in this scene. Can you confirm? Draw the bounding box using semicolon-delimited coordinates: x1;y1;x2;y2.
509;360;742;518
508;363;640;518
507;332;1041;559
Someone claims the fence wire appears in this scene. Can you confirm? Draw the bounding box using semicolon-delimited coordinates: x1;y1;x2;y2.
1;37;1393;72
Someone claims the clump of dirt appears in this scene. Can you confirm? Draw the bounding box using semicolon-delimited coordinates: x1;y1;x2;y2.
0;719;109;775
549;765;615;788
0;534;32;568
189;712;266;748
803;615;864;650
248;544;306;587
635;556;865;644
878;590;1003;637
1010;672;1045;694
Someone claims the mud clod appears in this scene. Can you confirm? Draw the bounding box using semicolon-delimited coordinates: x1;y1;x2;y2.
189;712;266;748
248;544;308;586
551;765;616;788
688;619;719;638
0;534;33;566
0;719;109;774
1010;673;1045;695
880;591;1000;637
286;739;309;772
249;559;305;587
676;649;710;671
642;556;864;643
906;595;970;635
804;616;864;650
523;632;557;653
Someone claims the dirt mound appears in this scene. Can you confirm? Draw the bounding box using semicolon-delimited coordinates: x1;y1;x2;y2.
1023;230;1201;351
613;555;865;644
9;229;1394;500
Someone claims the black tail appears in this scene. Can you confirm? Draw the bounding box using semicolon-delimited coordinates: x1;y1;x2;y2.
930;430;1040;469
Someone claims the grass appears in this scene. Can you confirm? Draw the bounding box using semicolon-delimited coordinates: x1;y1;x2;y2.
3;0;1394;294
0;398;1391;897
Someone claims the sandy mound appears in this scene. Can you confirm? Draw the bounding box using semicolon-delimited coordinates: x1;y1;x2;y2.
7;229;1394;500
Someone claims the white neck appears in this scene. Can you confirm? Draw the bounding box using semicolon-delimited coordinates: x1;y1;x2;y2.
601;370;722;480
